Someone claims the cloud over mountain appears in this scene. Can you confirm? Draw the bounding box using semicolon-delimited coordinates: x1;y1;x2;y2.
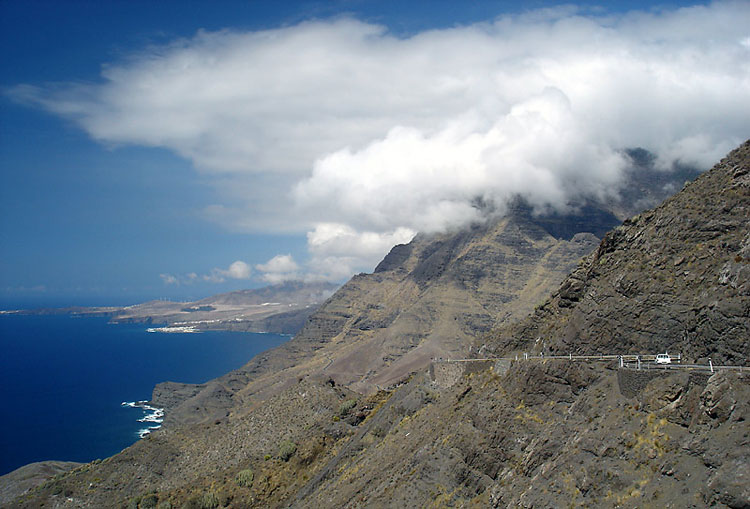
255;254;301;284
11;2;750;280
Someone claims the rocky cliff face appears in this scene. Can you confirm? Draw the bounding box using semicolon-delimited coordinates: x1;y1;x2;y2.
292;363;748;508
282;141;749;508
289;207;605;393
489;141;750;365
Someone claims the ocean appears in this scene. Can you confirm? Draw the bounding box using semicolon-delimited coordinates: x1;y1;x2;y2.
0;313;289;476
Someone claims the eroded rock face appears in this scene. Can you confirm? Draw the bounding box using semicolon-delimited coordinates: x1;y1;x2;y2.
289;364;749;509
491;141;750;366
223;204;609;403
700;372;741;425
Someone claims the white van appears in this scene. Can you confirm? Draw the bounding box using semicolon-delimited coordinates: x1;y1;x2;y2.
655;353;672;365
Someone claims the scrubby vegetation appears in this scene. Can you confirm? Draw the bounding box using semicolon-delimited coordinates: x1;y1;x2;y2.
338;398;357;416
235;469;254;487
139;493;159;508
278;440;297;461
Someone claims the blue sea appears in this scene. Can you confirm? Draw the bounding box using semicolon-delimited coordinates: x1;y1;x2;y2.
0;313;289;476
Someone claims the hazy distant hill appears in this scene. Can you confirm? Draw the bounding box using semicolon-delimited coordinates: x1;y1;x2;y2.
111;281;339;334
5;282;339;335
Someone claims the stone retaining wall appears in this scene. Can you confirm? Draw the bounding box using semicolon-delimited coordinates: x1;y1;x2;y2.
430;360;495;388
617;368;712;398
617;369;671;398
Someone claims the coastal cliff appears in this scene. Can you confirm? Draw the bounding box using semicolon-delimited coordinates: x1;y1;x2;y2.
7;142;748;509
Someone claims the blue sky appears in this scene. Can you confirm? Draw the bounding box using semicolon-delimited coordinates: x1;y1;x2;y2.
1;1;749;307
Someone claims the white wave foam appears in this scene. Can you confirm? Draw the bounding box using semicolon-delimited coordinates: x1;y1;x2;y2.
146;325;199;333
123;400;165;438
137;424;162;438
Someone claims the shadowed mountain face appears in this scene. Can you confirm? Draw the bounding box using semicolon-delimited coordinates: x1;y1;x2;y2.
9;144;745;509
293;207;605;393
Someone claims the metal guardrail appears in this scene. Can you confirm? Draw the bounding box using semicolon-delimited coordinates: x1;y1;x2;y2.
434;353;750;374
622;361;750;373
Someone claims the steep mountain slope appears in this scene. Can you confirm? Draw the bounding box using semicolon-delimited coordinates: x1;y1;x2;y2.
489;141;750;364
288;362;748;508
291;206;606;393
99;149;701;431
290;140;750;508
149;207;610;429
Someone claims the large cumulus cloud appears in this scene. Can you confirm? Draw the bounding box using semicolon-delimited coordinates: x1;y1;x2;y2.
10;2;750;280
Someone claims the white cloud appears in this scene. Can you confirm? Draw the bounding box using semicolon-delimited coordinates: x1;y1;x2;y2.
255;254;301;284
226;260;252;279
12;2;750;281
294;89;629;233
256;254;299;274
304;223;416;280
162;261;251;285
204;260;252;283
159;273;180;285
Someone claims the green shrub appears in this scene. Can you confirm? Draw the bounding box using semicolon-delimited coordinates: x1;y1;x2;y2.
339;399;357;416
264;454;271;461
200;491;219;509
278;440;297;462
235;469;254;487
140;493;159;508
